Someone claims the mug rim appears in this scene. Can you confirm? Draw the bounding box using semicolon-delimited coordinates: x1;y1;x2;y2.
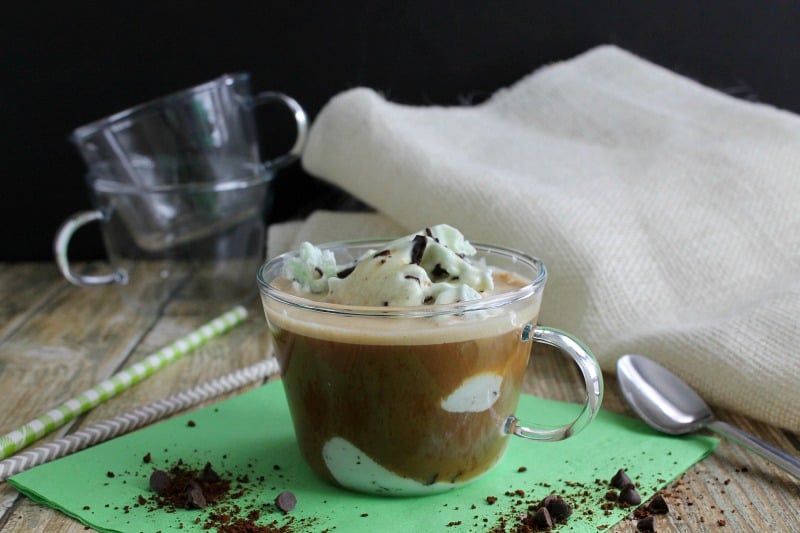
257;239;547;318
85;163;274;195
69;72;251;142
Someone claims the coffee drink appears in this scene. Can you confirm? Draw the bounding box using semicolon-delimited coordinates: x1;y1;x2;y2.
257;232;602;496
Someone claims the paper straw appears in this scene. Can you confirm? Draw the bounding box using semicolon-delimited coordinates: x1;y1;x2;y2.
0;358;279;481
0;306;248;460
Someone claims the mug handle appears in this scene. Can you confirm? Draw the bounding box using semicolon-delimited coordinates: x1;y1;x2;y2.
504;325;604;441
251;91;309;171
54;210;124;286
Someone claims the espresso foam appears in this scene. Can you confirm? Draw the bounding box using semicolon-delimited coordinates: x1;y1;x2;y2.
262;269;541;345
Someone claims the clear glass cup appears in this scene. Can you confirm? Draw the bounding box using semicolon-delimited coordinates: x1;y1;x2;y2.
257;239;603;495
70;72;307;189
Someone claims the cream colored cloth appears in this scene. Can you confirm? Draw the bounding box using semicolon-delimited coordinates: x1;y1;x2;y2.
272;45;800;431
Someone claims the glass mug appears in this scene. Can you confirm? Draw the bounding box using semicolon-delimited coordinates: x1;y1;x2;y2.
70;72;308;189
257;240;603;495
56;172;270;316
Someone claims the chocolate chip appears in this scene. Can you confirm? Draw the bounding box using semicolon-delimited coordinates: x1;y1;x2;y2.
184;480;207;509
431;263;449;280
142;452;151;464
647;493;669;514
336;265;356;279
610;468;632;489
531;506;554;529
410;235;427;265
546;496;573;520
275;490;297;513
636;515;655;531
149;470;171;495
198;462;220;483
618;484;642;506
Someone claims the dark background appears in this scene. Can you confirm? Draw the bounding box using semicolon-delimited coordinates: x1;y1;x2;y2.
3;1;799;261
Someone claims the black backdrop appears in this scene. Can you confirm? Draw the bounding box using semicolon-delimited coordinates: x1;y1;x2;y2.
4;1;799;260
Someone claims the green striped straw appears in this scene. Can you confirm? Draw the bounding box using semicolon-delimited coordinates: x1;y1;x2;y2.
0;305;248;460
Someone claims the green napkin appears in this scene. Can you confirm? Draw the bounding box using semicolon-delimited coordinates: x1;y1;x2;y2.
9;381;716;532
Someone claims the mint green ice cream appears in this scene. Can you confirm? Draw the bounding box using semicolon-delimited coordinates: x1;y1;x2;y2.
283;224;493;306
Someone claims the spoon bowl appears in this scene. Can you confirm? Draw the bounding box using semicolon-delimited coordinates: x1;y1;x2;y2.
617;354;800;479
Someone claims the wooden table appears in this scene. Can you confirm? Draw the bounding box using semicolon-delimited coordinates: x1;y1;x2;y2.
1;262;798;532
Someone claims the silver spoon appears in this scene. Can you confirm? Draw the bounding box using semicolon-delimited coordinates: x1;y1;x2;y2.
617;354;800;479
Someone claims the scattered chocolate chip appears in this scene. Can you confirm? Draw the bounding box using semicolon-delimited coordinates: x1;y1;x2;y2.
636;515;655;531
142;452;151;463
546;495;573;520
184;480;207;509
198;462;220;483
647;493;669;514
410;235;427;265
336;265;356;279
275;490;297;513
149;470;171;495
531;506;554;529
604;490;618;501
618;484;642;506
186;420;196;427
610;468;632;489
106;471;115;478
517;466;527;473
486;495;498;505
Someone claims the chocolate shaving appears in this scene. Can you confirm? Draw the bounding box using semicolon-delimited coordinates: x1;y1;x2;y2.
336;265;356;279
313;266;323;279
404;275;421;285
410;235;427;265
373;249;391;258
431;263;449;280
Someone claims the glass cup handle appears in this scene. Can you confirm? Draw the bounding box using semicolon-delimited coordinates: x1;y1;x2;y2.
54;210;124;287
251;91;309;171
505;325;604;441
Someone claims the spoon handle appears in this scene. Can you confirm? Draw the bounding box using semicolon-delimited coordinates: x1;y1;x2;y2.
708;420;800;479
